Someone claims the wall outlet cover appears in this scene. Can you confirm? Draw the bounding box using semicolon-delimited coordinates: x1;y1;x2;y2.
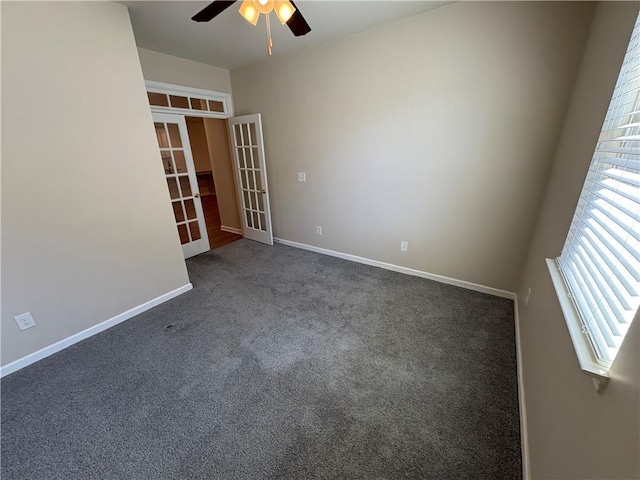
400;241;408;252
14;312;36;331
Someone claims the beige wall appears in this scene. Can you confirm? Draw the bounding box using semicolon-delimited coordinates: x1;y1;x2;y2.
204;119;242;230
1;2;190;366
231;2;595;292
186;116;213;172
516;2;640;479
137;47;232;94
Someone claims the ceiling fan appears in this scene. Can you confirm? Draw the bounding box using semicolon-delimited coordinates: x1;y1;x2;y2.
192;0;311;55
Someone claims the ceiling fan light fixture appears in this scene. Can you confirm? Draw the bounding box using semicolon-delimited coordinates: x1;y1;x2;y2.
274;0;296;24
252;0;274;15
238;0;260;25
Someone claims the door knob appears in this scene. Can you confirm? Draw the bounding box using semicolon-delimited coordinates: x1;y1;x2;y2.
261;189;266;194
194;193;201;198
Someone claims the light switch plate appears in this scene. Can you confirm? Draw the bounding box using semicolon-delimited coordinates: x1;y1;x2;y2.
297;172;306;182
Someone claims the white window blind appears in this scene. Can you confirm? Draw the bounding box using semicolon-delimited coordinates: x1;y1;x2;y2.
558;13;640;367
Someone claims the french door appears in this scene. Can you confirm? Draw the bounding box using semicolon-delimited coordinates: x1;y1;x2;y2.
153;112;210;258
229;114;273;245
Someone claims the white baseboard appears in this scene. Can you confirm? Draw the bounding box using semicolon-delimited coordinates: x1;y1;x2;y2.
221;225;243;235
273;237;516;300
513;297;531;480
0;283;193;378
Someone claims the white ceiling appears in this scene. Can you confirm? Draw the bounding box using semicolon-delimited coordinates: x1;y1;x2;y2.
121;1;450;69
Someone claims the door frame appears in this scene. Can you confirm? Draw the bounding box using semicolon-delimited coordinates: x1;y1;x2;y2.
146;81;235;119
146;81;245;240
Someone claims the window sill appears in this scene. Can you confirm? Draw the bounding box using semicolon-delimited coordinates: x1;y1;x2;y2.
545;258;610;394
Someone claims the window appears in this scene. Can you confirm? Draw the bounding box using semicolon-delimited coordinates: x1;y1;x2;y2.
144;81;231;118
556;13;640;370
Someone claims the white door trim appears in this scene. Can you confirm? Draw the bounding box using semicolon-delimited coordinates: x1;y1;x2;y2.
146;81;234;119
146;82;246;246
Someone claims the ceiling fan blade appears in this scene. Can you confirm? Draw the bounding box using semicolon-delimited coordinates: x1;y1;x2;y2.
286;1;311;37
192;0;238;22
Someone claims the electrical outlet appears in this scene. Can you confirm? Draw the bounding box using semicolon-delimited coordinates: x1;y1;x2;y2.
400;241;408;252
525;288;532;307
316;226;322;235
14;312;36;331
297;172;306;182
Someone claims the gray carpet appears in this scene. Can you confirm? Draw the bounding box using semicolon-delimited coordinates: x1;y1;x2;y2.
1;240;522;479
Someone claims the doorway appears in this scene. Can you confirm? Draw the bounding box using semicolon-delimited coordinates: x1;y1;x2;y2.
185;116;243;251
146;81;274;258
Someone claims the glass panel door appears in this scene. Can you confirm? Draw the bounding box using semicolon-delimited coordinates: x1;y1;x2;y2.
229;114;273;245
152;113;210;258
